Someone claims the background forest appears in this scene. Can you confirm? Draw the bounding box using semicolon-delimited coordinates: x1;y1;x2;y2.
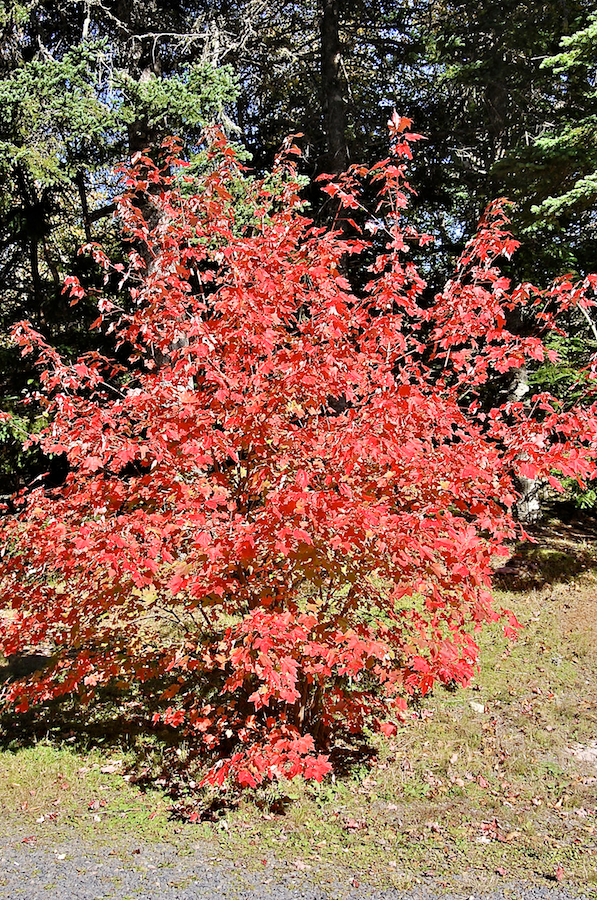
1;0;597;499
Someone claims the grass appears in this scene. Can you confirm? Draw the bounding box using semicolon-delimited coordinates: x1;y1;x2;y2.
0;741;176;842
0;515;596;894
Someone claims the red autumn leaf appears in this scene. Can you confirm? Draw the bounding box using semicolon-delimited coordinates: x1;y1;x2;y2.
379;721;398;737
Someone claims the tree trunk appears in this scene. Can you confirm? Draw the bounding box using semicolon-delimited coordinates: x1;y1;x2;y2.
114;0;163;156
320;0;348;176
511;365;542;523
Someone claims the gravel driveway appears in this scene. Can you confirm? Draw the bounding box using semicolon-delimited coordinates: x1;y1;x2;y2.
0;833;593;900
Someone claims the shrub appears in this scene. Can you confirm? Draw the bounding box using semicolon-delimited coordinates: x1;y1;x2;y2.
2;119;597;791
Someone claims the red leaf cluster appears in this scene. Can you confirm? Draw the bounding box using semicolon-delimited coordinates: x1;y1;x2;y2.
2;127;597;790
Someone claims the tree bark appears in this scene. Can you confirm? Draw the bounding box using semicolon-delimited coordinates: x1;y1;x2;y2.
320;0;348;176
511;365;542;523
76;169;92;244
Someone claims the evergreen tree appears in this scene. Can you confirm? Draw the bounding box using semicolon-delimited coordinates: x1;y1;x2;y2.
0;1;238;494
408;0;594;286
525;9;597;276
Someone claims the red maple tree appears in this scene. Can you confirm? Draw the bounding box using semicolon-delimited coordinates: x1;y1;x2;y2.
2;119;597;790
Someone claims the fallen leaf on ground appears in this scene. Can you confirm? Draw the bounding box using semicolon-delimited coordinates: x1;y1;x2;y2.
343;817;366;831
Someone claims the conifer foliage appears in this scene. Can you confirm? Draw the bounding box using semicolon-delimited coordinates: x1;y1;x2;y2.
2;119;597;791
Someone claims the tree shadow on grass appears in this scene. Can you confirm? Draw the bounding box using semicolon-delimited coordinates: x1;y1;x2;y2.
328;740;378;777
493;509;597;592
0;659;380;818
0;659;176;762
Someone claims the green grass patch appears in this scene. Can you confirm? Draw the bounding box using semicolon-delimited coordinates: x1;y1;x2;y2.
0;740;180;842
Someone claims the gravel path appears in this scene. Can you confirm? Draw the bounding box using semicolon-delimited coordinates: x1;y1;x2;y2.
0;833;593;900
